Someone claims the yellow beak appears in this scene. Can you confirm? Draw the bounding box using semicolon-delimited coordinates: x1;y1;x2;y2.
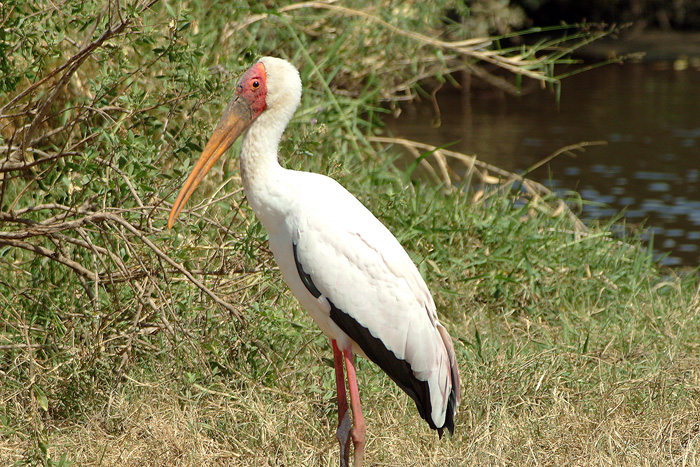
168;96;254;228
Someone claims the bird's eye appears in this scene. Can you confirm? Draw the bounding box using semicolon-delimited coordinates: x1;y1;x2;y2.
252;80;260;89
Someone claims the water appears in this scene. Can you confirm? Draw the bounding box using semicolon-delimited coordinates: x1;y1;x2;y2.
385;63;700;267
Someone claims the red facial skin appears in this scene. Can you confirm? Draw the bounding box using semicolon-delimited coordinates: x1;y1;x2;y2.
236;61;267;117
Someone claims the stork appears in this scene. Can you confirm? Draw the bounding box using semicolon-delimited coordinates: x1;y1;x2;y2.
168;57;460;467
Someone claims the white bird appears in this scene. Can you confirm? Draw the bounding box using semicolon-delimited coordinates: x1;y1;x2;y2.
168;56;460;467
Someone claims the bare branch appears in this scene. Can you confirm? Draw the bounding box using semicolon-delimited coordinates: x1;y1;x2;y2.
0;237;99;280
369;136;593;232
236;2;553;83
102;212;244;320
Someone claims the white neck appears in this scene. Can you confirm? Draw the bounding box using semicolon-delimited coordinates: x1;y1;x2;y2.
238;57;302;220
239;108;286;194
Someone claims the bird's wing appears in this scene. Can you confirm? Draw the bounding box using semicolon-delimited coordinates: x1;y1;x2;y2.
289;176;455;429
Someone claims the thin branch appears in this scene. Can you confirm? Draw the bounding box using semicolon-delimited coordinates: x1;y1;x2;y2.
236;1;554;83
0;147;79;173
0;206;244;318
0;0;160;117
369;136;590;231
102;213;244;320
0;237;98;280
95;157;145;209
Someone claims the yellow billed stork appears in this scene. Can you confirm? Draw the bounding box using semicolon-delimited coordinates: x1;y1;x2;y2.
168;57;460;467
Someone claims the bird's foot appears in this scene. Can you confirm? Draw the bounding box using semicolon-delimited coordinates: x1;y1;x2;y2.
337;411;351;467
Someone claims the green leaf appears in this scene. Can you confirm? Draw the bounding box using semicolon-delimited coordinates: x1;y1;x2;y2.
34;386;49;412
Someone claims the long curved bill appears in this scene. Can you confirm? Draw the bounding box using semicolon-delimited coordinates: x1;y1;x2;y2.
168;96;254;228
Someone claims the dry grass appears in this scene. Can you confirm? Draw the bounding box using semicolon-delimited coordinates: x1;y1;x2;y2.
3;281;700;467
2;346;699;467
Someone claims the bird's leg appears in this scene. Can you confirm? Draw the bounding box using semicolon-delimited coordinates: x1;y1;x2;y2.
343;348;366;467
332;340;351;467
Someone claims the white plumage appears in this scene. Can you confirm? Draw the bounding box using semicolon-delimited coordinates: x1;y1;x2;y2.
169;56;460;467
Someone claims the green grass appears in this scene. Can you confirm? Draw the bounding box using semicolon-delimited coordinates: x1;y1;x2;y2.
2;1;699;466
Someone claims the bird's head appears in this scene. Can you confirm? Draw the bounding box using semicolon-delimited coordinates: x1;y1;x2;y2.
167;56;301;228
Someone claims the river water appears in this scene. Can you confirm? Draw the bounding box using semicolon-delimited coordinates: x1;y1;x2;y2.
385;63;700;267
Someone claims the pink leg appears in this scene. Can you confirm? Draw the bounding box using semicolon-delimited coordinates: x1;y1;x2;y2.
343;348;366;467
332;340;351;467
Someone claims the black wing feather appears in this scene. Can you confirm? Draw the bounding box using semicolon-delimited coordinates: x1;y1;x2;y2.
292;242;451;433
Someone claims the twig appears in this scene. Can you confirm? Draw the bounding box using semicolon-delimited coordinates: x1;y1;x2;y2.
0;146;79;173
0;237;99;280
0;0;160;117
102;213;244;320
0;208;243;318
236;2;553;83
95;157;145;209
524;141;607;175
369;136;589;232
